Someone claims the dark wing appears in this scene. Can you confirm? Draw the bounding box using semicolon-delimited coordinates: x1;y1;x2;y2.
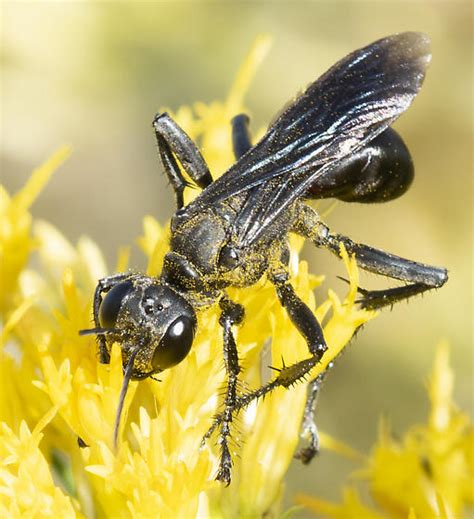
188;32;431;247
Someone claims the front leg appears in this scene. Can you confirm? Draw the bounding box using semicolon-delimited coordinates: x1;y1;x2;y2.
215;297;244;485
153;113;213;208
91;273;131;363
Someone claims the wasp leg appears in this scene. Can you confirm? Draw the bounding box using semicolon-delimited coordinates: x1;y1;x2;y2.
92;273;131;363
214;297;244;485
203;277;328;468
294;364;334;464
231;113;252;159
323;231;448;310
153;112;213;209
293;203;448;310
237;275;327;412
240;277;328;413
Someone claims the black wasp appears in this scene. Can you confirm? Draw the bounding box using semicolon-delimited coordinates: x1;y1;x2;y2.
80;32;447;485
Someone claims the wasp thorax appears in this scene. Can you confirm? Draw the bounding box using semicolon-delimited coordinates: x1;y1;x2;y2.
99;277;197;378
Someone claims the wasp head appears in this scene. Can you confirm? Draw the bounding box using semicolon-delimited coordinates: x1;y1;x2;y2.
98;275;197;379
80;275;197;447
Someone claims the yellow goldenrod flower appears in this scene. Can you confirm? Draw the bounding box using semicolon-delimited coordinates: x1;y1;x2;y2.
296;341;474;519
0;408;78;518
0;37;378;517
0;146;71;314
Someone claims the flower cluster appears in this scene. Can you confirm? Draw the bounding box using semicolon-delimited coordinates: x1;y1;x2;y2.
3;35;469;519
0;36;378;517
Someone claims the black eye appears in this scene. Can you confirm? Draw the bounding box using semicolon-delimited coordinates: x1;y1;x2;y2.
99;281;133;328
151;316;195;371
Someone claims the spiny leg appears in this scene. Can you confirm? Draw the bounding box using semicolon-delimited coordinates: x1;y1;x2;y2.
236;274;328;428
324;231;448;309
153;112;213;208
294;364;334;464
289;203;447;463
238;275;328;450
239;274;328;404
293;203;448;310
215;297;244;485
202;275;328;469
231;113;252;159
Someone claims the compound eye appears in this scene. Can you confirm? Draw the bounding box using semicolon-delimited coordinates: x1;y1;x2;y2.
152;316;195;371
99;280;134;329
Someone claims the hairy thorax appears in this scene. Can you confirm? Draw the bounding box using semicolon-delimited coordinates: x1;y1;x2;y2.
163;201;287;298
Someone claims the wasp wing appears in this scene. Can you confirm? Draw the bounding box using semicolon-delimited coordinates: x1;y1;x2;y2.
189;32;431;247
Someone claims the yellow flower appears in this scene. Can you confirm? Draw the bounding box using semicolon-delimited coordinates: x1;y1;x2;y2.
1;37;377;517
0;408;78;517
0;147;71;314
296;342;474;519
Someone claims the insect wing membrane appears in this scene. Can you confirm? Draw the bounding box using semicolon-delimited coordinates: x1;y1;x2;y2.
190;32;431;247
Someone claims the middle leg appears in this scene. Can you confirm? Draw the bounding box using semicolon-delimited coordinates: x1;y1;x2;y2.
239;271;328;404
231;113;252;159
202;271;328;476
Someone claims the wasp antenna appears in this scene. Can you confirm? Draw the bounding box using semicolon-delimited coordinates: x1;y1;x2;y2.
79;327;102;336
113;348;139;450
79;327;119;336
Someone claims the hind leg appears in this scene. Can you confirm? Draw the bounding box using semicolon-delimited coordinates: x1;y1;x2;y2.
288;202;447;461
294;369;328;464
293;203;448;310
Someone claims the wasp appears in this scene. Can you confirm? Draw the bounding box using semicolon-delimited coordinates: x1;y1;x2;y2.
80;32;448;485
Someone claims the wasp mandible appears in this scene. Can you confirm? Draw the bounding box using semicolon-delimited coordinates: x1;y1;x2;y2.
80;32;448;485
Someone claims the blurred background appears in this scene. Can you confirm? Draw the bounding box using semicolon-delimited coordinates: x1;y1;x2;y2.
2;0;472;512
